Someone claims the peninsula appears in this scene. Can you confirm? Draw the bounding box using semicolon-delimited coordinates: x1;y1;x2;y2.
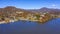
0;6;60;24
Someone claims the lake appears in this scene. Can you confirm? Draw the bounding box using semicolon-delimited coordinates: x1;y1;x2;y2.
0;18;60;34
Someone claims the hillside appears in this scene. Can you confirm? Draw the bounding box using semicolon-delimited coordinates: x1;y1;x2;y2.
0;6;60;24
0;6;60;14
0;6;60;18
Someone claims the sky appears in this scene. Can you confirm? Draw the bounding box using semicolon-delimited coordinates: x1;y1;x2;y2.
0;0;60;9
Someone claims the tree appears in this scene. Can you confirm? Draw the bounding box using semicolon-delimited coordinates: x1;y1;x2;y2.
35;13;40;20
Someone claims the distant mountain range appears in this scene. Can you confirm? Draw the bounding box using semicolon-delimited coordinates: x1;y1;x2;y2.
28;7;60;15
0;6;60;15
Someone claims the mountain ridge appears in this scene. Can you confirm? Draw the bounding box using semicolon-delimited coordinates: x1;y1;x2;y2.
0;6;60;15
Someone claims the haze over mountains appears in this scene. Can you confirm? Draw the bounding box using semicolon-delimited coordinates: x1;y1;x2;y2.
0;6;60;15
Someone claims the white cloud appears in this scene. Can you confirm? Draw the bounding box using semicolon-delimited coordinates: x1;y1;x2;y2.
52;4;56;7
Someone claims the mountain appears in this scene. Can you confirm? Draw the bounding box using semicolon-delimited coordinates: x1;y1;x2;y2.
28;7;60;15
0;6;60;15
38;7;60;15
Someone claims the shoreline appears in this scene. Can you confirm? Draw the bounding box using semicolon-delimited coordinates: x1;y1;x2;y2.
0;17;60;24
0;18;52;24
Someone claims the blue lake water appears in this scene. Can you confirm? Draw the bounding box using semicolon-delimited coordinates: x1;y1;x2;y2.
0;18;60;34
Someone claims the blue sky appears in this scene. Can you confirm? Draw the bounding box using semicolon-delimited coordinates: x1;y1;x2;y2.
0;0;60;9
